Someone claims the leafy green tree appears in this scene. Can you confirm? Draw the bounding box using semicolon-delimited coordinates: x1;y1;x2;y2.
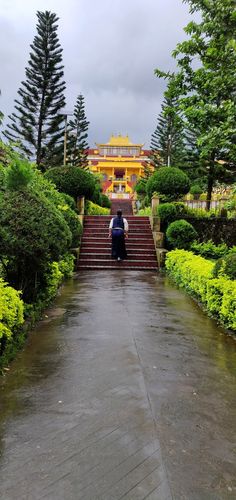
156;0;236;209
4;11;66;170
151;77;186;168
67;94;89;168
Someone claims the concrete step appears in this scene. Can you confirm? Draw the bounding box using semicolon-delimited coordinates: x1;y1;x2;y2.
84;216;149;221
83;228;152;235
82;239;154;246
80;245;156;255
81;241;155;248
84;222;150;228
79;253;157;261
78;259;157;269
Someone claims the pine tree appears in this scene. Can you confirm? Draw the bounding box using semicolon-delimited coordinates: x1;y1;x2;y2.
151;83;185;169
67;94;89;169
4;11;66;170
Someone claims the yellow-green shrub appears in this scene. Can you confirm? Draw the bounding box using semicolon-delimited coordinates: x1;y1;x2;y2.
0;279;24;343
166;250;236;331
207;278;236;330
85;200;110;215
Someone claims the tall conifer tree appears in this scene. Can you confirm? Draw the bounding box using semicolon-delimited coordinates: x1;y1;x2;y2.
4;11;66;170
67;94;89;169
151;81;185;169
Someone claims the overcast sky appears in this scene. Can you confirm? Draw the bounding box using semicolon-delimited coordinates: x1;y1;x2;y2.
0;0;193;148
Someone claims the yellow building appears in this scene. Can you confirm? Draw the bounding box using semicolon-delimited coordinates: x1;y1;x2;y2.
88;135;152;198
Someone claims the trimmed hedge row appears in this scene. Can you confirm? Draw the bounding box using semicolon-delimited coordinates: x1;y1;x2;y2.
0;254;74;370
165;250;236;331
0;279;24;352
85;200;110;215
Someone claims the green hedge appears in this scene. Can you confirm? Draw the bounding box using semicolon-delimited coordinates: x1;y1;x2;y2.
165;249;236;331
85;200;110;215
0;279;24;353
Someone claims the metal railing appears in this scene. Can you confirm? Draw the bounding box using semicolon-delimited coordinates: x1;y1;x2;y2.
183;199;228;212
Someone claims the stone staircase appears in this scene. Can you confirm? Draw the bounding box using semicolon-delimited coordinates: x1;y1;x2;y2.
78;215;158;270
110;199;133;215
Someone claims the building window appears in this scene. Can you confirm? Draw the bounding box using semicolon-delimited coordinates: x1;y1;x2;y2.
131;174;137;182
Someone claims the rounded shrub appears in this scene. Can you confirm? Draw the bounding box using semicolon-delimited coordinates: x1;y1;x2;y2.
44;165;96;200
190;184;203;198
157;203;177;223
146;167;190;201
0;188;72;301
166;219;198;249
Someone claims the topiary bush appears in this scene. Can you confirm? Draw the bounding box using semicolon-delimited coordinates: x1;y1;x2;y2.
146;167;190;202
190;184;203;199
0;188;72;302
44;165;96;200
157;203;177;223
166;219;198;249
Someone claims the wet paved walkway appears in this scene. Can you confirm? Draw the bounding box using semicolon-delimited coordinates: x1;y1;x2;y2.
0;271;236;499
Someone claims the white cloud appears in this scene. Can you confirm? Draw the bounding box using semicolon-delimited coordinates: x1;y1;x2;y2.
0;0;193;146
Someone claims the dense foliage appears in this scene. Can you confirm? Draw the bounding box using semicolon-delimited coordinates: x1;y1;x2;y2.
100;194;111;208
85;200;110;215
4;11;66;169
44;165;96;200
191;240;228;259
213;250;236;280
166;249;236;330
0;279;24;352
156;0;236;208
157;203;177;223
0;188;71;301
166;219;198;249
147;167;190;201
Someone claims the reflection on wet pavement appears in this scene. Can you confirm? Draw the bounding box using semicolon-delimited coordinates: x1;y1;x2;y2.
0;271;236;499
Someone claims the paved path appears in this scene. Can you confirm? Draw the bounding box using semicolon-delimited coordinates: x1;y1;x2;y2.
0;271;236;499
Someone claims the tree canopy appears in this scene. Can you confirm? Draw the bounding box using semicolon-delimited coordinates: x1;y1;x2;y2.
155;0;236;208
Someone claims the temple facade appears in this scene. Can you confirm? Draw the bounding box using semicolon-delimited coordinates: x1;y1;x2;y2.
87;135;152;198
